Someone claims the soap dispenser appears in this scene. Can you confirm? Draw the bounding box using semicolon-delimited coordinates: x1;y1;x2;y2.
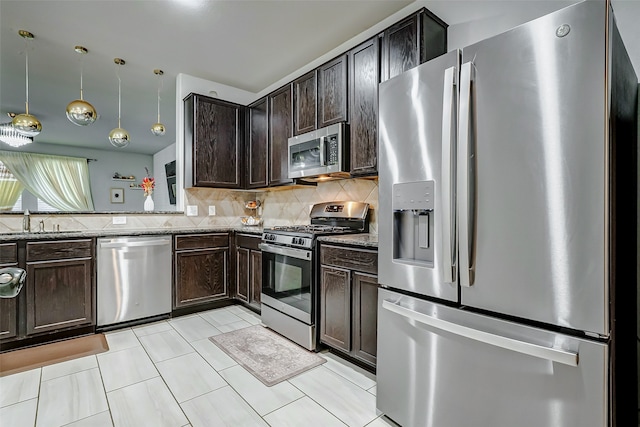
23;209;30;232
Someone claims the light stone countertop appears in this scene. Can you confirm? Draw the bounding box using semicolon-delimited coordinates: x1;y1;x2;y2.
317;233;378;248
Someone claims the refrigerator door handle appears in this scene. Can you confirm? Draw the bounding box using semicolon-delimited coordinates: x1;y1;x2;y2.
441;66;457;284
382;299;579;367
457;61;474;287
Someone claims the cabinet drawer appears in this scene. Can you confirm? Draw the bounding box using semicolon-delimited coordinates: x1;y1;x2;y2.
26;239;92;262
235;234;261;250
0;243;18;265
320;244;377;274
175;233;229;251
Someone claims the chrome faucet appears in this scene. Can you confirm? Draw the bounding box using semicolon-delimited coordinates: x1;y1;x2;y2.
22;209;30;232
38;220;44;233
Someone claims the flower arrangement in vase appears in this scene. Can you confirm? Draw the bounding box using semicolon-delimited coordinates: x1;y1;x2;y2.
141;167;155;211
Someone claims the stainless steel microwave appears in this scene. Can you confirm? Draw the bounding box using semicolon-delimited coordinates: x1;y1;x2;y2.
287;123;349;180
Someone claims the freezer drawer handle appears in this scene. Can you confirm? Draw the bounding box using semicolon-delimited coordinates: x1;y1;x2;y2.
382;299;579;367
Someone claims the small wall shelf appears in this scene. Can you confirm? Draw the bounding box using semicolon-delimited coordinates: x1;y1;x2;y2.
113;178;136;182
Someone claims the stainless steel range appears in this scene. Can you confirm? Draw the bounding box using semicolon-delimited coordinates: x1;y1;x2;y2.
260;201;369;350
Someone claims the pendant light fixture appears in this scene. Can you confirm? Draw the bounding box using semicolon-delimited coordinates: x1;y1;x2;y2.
150;69;166;136
66;46;97;126
0;122;33;147
12;30;42;137
108;58;130;148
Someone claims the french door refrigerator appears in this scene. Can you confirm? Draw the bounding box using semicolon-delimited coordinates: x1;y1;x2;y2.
376;1;638;426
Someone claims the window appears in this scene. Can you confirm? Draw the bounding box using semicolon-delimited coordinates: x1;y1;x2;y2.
37;198;58;212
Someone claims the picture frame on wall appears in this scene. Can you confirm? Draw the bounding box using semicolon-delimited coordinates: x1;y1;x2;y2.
110;188;124;204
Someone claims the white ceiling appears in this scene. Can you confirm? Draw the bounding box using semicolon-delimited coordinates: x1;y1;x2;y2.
1;0;639;156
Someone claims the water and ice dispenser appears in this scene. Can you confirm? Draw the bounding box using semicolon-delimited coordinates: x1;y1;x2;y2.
392;181;435;267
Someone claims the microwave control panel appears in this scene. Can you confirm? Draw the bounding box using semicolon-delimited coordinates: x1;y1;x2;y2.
327;134;338;165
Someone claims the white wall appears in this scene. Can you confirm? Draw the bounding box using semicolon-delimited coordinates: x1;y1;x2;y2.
153;143;176;212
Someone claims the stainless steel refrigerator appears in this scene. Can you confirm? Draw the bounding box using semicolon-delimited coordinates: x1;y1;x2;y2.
376;1;638;426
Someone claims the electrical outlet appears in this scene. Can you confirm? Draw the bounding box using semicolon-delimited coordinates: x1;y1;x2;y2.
209;205;216;216
186;205;198;216
112;216;126;225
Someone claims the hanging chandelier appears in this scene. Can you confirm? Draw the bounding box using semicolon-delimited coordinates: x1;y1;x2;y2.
12;30;42;137
108;58;130;148
0;122;33;148
150;69;166;136
66;46;98;126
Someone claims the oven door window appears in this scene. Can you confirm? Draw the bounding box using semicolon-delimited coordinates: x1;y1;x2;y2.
290;139;322;173
262;251;312;315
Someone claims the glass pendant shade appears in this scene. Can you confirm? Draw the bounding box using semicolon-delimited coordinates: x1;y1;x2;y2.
109;58;129;148
66;46;97;126
66;99;97;126
108;127;130;148
13;30;41;137
151;122;166;136
151;69;165;136
12;113;41;137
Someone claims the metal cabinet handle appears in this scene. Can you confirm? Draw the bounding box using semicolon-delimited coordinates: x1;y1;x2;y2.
457;61;474;287
441;65;457;284
258;243;312;260
382;299;579;367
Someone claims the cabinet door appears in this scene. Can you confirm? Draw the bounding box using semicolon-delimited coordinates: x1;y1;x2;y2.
318;54;348;128
320;266;351;352
349;37;380;176
236;247;249;302
185;94;244;188
268;84;294;186
248;97;268;189
352;272;378;366
0;243;18;341
249;249;262;307
382;12;420;82
175;248;228;308
26;259;93;335
293;70;317;135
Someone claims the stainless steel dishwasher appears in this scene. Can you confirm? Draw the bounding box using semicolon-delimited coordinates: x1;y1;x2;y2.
97;235;172;327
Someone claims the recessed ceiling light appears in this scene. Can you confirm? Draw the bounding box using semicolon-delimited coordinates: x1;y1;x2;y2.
173;0;206;9
209;90;218;97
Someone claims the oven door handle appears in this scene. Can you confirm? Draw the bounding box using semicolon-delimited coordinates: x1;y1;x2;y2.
259;243;312;260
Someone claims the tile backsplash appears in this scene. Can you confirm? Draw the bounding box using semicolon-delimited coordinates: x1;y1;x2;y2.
0;178;378;234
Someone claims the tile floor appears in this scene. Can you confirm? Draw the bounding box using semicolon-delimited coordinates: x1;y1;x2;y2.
0;305;398;427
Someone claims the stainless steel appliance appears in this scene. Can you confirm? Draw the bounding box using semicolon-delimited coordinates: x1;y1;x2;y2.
288;123;349;180
260;201;369;350
97;235;172;327
376;2;638;426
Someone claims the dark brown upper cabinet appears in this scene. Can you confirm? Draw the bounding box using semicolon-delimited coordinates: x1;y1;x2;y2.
348;37;380;176
268;84;294;186
293;70;317;136
247;97;268;189
382;9;447;82
317;54;348;128
184;93;245;189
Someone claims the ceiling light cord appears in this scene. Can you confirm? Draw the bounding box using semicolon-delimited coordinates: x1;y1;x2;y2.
79;54;85;100
116;66;122;128
23;38;30;115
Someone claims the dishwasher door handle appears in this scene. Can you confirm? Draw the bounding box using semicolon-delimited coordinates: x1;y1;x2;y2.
99;239;171;248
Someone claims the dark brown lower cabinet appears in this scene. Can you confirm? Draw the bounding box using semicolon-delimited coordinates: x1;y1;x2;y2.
0;242;19;341
174;233;229;308
234;234;262;310
319;243;378;368
26;258;93;335
1;239;95;350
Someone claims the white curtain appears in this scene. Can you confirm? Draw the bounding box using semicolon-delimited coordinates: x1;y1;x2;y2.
0;162;24;211
0;151;94;211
